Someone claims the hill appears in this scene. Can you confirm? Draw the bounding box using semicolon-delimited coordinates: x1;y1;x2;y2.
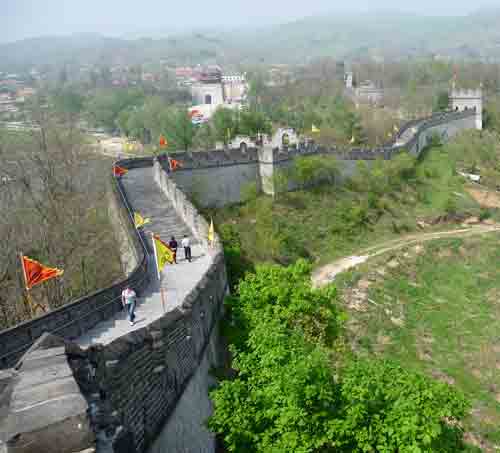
2;9;500;70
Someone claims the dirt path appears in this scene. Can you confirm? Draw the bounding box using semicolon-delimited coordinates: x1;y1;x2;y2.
312;224;500;287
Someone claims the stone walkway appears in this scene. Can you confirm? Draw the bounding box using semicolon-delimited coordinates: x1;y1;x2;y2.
78;166;212;348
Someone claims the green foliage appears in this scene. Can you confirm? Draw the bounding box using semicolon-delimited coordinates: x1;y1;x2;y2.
212;107;272;145
218;223;253;290
210;262;470;453
53;89;84;116
352;235;500;445
238;108;272;136
163;108;195;151
434;91;450;112
85;88;145;131
484;95;500;134
337;359;469;453
290;155;339;188
212;107;238;144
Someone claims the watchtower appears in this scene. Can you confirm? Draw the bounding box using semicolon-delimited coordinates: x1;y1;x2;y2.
450;87;483;130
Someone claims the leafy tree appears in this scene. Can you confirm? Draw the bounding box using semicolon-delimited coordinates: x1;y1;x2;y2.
434;90;450;112
85;88;145;131
163;108;195;151
212;107;238;144
209;262;470;453
291;155;339;188
193;123;216;150
52;89;84;121
238;109;272;137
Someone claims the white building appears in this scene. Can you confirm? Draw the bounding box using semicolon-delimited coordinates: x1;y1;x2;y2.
450;88;483;130
190;70;248;121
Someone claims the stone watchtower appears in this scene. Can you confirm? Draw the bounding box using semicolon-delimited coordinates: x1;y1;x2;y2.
449;87;483;130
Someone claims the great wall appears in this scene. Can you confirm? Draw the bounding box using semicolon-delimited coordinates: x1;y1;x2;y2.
0;89;482;453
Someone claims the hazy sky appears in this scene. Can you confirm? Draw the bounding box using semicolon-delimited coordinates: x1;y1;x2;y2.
2;0;500;43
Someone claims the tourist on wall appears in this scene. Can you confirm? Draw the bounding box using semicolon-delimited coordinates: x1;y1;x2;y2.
168;236;178;264
121;286;137;326
182;234;192;262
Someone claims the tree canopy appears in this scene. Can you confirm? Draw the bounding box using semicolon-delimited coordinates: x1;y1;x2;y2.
209;261;470;453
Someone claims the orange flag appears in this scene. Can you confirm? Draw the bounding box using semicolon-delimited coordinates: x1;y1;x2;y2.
113;165;128;177
168;157;182;171
22;256;64;290
159;135;168;148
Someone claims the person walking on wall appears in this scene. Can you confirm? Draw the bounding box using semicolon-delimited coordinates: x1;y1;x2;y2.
182;234;192;262
122;286;137;326
168;236;178;264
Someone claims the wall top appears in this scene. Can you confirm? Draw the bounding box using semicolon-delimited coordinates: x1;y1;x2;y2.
450;88;483;98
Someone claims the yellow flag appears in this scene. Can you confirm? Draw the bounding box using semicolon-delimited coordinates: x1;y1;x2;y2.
311;124;320;133
153;234;175;273
208;218;215;245
134;212;150;229
350;135;355;144
393;124;399;132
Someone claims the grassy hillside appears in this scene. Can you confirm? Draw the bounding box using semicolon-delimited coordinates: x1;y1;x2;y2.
211;138;485;276
336;234;500;450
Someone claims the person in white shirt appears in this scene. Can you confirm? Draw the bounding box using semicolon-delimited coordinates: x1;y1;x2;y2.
181;234;192;262
121;286;137;325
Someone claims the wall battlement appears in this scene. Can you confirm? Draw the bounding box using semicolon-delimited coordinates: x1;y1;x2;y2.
165;109;478;206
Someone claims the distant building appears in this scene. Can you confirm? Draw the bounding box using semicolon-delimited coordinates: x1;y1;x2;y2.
222;74;247;103
450;87;483;130
190;67;248;121
344;71;354;89
354;81;384;107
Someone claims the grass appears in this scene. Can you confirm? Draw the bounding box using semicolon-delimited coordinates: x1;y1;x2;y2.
212;144;483;267
338;234;500;450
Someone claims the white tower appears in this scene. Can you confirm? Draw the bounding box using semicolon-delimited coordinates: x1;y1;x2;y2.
345;71;354;89
450;87;483;130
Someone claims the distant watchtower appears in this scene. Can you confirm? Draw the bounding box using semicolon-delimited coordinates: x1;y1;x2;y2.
449;87;483;130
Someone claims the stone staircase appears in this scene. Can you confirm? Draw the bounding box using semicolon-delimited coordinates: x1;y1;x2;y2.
77;166;211;348
123;166;194;247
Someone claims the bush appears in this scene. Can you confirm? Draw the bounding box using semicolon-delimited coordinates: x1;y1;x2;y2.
210;262;471;453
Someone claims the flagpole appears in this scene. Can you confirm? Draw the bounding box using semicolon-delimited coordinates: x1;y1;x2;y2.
151;233;166;314
19;252;34;318
150;233;161;281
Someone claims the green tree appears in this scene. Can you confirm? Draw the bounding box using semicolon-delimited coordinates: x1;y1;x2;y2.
238;109;272;137
164;108;195;151
85;88;145;131
212;107;238;144
53;89;84;120
434;91;450;112
210;262;470;453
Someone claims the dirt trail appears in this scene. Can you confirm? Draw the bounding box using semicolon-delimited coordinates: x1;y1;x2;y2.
312;224;500;287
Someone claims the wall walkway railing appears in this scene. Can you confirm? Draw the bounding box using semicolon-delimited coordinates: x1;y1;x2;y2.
0;158;154;369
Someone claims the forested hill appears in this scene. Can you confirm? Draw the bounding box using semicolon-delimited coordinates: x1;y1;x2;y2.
2;8;500;69
238;9;500;62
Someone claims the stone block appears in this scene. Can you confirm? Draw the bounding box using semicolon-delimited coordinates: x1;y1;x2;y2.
0;335;94;453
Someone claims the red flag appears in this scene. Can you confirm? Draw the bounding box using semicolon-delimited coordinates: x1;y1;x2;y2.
113;165;128;177
159;135;168;148
169;157;182;171
22;256;64;290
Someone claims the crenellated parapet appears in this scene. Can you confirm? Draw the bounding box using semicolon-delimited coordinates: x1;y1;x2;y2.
449;87;483;130
162;109;478;206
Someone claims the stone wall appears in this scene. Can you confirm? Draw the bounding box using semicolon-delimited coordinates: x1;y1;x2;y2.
167;163;261;208
148;327;222;453
94;252;227;453
0;157;229;453
160;110;476;206
0;169;150;370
